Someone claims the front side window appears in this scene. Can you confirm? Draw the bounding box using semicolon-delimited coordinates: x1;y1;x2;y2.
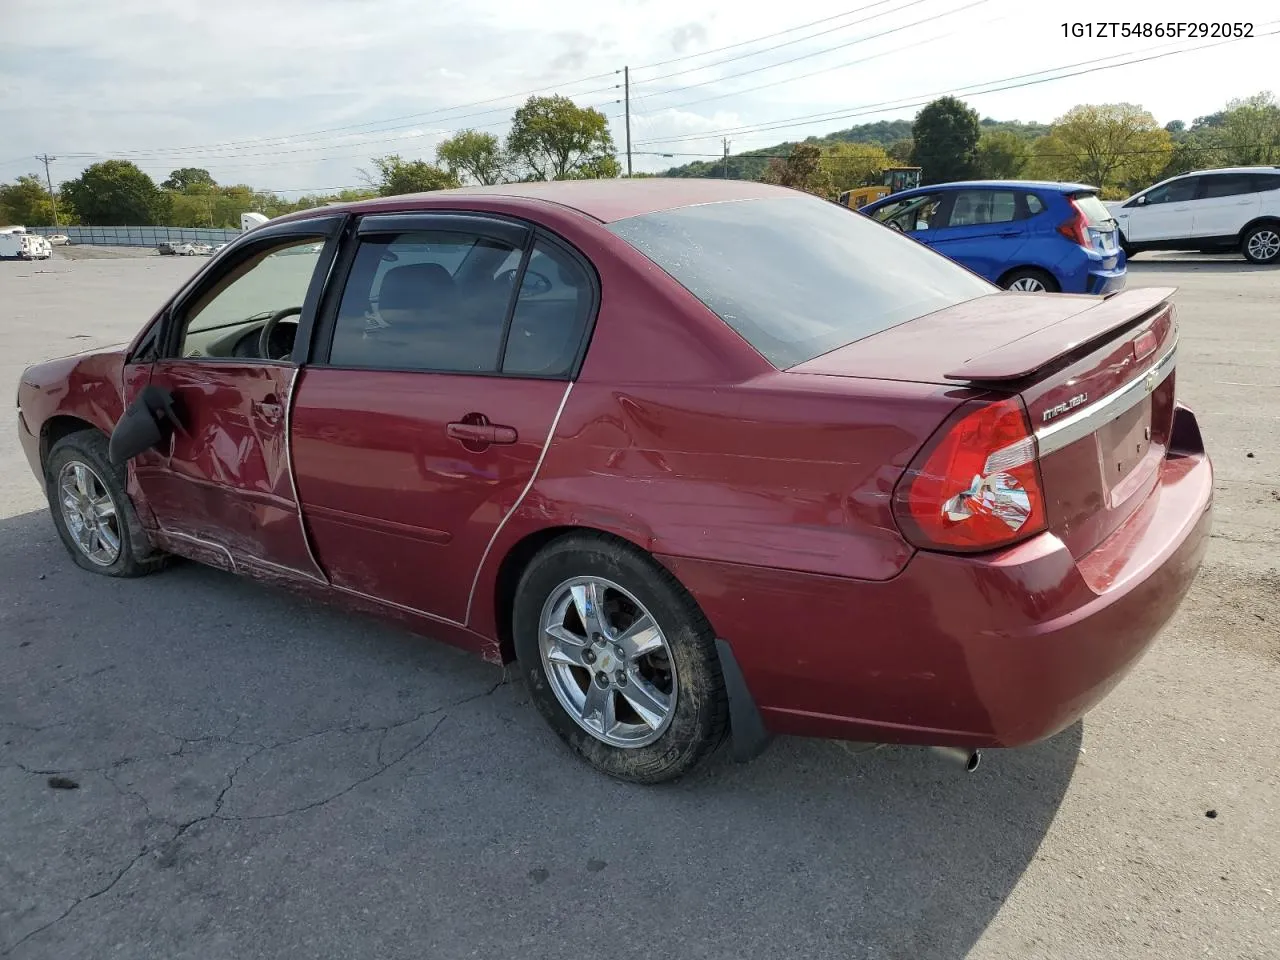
872;193;945;232
608;194;993;369
946;190;1018;227
1143;178;1198;205
178;237;325;361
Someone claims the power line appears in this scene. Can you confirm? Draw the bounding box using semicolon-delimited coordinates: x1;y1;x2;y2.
634;26;1280;147
631;3;1002;118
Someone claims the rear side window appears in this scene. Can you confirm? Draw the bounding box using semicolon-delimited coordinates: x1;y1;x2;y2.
608;195;993;369
1025;193;1045;215
1201;174;1257;198
1254;173;1280;192
946;190;1018;226
1071;193;1116;226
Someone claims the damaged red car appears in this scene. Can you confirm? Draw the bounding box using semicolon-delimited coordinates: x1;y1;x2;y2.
17;180;1212;783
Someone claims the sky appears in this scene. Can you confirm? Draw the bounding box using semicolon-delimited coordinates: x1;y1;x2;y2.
2;0;1276;195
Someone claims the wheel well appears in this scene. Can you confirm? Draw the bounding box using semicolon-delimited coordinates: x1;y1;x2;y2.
1240;216;1280;241
491;525;646;664
41;415;99;468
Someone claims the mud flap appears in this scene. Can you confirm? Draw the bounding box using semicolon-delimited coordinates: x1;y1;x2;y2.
714;638;771;762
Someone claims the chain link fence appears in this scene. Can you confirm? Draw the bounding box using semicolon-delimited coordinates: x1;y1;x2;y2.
27;225;241;247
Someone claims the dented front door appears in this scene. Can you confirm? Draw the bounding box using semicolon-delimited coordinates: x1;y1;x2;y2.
129;360;322;581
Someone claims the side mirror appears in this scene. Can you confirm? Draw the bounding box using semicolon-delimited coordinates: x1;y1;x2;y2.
1135;195;1147;206
108;385;186;464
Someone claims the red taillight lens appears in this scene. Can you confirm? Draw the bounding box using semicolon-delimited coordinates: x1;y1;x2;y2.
893;397;1047;552
1056;200;1090;247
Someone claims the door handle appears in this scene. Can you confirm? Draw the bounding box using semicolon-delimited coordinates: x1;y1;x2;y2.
447;420;518;446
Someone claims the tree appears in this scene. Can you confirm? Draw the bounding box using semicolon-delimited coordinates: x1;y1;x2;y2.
1030;104;1172;197
162;167;217;192
760;143;833;197
436;129;509;185
1220;92;1280;165
911;97;981;183
506;95;618;181
60;160;170;225
364;156;460;196
824;142;889;192
0;174;62;226
974;130;1031;179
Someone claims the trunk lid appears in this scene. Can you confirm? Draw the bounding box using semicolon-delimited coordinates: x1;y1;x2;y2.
791;287;1179;559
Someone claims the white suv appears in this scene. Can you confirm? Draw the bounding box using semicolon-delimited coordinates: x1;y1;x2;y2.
1107;166;1280;264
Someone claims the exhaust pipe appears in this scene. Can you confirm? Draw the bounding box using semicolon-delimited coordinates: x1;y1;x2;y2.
930;746;981;772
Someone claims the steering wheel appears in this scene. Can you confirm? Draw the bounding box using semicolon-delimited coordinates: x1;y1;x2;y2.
258;306;303;361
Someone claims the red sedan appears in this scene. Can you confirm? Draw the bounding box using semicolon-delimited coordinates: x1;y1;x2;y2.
16;179;1212;783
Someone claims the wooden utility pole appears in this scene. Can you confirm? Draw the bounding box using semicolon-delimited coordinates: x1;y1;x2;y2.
624;66;632;177
35;154;60;229
722;139;731;179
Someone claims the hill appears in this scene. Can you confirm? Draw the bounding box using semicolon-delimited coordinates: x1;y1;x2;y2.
658;116;1051;180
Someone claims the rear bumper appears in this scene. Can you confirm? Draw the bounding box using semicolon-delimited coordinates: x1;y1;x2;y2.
660;405;1212;749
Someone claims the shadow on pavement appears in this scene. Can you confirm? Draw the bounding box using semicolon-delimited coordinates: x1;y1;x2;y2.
1;507;1078;960
1127;257;1264;273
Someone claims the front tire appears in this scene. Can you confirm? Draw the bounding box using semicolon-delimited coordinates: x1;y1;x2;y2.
512;534;729;783
1242;224;1280;264
44;430;167;578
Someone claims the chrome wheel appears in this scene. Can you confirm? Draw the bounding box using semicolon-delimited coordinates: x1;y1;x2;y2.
538;576;677;748
1007;275;1047;292
1246;229;1280;262
57;461;121;566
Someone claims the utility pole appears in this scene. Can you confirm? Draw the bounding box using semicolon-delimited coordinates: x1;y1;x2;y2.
722;138;731;179
624;66;632;178
35;154;60;229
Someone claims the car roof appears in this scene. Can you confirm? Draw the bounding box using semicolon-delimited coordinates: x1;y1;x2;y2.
914;179;1099;193
281;178;798;225
1181;166;1280;176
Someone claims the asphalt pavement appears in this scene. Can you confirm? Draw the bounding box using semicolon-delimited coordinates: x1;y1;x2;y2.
1;252;1277;959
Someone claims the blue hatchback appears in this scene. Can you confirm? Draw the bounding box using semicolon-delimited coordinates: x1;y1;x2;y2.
860;180;1126;294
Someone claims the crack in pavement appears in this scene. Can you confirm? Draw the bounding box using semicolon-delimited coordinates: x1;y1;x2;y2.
0;679;507;957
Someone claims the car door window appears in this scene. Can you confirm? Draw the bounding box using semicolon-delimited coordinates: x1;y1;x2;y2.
1253;173;1280;193
1200;174;1259;199
178;237;325;360
945;190;1018;227
872;193;944;232
502;240;594;377
1142;178;1199;205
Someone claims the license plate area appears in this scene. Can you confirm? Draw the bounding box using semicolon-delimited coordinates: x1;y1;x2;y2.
1097;395;1155;502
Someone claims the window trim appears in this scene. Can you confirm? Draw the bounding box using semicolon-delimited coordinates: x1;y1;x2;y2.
146;213;345;365
310;212;602;382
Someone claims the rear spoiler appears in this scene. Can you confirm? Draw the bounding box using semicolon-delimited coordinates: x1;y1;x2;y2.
944;287;1175;383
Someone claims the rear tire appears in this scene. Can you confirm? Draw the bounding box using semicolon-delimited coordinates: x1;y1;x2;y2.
44;430;167;578
1001;268;1059;293
1242;223;1280;264
512;533;729;784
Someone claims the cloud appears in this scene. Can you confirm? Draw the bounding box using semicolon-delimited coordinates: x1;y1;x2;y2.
669;23;708;54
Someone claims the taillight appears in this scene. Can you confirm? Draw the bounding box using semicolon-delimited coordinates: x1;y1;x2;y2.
1056;200;1090;247
893;397;1047;553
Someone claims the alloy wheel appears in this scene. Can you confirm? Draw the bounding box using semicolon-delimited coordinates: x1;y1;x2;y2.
57;461;121;566
538;576;677;748
1007;276;1047;292
1247;229;1280;262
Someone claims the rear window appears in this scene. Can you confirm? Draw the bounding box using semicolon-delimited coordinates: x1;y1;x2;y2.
1071;193;1115;227
607;195;993;369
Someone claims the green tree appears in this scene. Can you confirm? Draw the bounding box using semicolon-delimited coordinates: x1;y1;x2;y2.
911;96;981;183
506;95;618;181
162;167;217;192
1220;92;1280;165
0;174;62;226
364;156;460;196
1030;104;1172;196
436;129;509;185
824;142;890;192
974;130;1031;179
887;138;914;164
60;160;170;225
760;143;833;197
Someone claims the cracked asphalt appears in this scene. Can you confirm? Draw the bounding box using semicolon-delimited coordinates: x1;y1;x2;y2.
2;252;1278;959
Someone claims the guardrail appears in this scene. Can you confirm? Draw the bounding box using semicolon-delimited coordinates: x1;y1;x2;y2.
26;226;240;247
